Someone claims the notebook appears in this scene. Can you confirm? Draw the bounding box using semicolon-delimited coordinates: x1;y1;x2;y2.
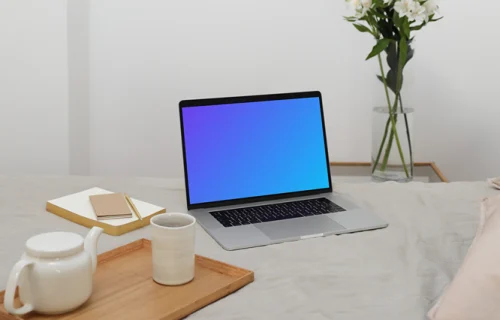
46;187;166;236
90;193;133;220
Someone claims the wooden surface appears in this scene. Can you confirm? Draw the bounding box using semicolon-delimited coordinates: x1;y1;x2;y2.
428;163;448;183
0;239;254;320
330;162;448;182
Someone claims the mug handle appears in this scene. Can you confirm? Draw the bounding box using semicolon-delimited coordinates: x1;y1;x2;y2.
4;260;35;315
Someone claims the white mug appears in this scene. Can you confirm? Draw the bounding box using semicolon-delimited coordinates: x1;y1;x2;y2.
150;213;196;286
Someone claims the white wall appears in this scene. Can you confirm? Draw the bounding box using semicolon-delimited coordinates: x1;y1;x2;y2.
406;1;500;181
68;0;91;175
2;0;499;180
88;0;379;178
0;1;69;174
87;0;500;181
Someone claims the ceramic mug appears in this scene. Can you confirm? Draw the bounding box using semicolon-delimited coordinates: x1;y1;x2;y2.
150;213;196;285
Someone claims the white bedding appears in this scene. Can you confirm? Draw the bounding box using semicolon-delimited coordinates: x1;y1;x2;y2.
0;175;496;319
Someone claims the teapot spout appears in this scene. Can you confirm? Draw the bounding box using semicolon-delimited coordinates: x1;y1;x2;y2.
84;227;103;274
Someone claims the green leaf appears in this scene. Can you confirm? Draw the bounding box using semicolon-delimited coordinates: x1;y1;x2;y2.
406;44;414;64
353;24;372;34
377;75;385;86
398;38;408;69
373;9;387;19
401;18;410;39
430;16;444;22
365;39;392;61
396;37;408;92
377;18;393;39
377;71;401;94
393;11;402;27
358;16;369;22
410;23;426;31
344;16;358;22
385;41;398;70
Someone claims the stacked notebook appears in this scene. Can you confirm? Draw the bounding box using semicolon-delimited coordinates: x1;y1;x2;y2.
90;193;134;220
46;187;166;236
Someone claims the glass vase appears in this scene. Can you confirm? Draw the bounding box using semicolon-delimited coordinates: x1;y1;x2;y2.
371;107;414;182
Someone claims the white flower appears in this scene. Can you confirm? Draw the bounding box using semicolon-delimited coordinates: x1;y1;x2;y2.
383;0;394;4
346;0;361;10
423;0;439;17
347;0;371;18
361;0;372;8
394;0;426;22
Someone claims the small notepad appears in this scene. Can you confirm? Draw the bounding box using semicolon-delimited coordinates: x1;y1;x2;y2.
46;187;166;236
90;193;133;220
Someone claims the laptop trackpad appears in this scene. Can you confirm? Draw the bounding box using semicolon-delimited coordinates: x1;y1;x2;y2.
256;216;345;241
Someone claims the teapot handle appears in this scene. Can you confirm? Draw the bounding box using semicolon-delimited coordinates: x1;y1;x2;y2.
4;260;35;315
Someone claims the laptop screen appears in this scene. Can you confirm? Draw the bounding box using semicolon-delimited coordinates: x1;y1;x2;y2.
179;92;332;208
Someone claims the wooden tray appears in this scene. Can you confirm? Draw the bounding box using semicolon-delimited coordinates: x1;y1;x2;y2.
0;239;254;320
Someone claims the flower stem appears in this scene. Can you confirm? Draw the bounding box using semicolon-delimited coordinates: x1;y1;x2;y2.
380;94;398;172
374;53;409;178
381;96;409;177
378;54;392;112
371;117;391;173
372;53;393;173
399;94;413;176
380;119;395;171
380;95;398;171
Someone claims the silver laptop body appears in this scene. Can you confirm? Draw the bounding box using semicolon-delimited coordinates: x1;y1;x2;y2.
179;91;388;251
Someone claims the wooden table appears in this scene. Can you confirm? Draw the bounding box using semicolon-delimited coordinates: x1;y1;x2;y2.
330;162;447;183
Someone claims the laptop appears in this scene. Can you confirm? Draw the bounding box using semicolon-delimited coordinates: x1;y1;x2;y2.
179;91;388;250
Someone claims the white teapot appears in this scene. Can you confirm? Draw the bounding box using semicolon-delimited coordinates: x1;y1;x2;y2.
3;227;103;315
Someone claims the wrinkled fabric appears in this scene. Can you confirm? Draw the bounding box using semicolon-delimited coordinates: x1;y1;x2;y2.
0;175;496;320
429;194;500;320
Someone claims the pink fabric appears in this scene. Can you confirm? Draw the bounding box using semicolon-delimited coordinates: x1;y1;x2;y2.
428;194;500;320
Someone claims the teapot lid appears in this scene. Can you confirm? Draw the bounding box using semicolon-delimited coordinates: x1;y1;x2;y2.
26;232;84;259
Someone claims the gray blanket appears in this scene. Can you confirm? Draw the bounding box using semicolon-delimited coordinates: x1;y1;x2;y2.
0;175;496;319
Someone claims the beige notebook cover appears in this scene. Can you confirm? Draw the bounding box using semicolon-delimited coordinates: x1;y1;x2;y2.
90;193;133;220
46;187;166;236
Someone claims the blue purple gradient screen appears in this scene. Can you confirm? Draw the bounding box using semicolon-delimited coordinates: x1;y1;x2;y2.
181;97;330;205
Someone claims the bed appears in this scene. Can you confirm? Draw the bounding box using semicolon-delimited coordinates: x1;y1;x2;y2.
0;175;495;319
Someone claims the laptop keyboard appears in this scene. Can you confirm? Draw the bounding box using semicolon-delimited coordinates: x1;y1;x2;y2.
210;198;346;228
